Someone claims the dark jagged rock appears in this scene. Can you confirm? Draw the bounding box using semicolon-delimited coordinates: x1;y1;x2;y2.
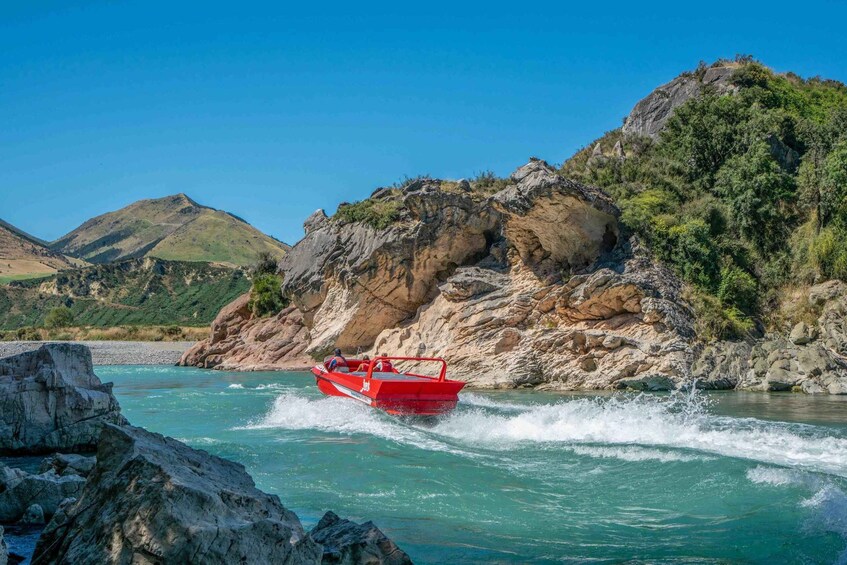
310;511;412;565
33;424;322;564
38;454;96;478
0;344;127;455
0;464;85;522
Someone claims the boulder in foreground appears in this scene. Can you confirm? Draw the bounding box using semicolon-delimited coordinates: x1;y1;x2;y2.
0;464;85;522
0;344;127;455
310;511;413;565
33;424;322;564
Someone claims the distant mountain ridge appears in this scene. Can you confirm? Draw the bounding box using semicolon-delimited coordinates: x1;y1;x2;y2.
0;220;86;282
50;193;289;267
0;257;251;329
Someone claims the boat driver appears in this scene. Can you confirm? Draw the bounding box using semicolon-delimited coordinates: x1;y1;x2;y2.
326;348;349;372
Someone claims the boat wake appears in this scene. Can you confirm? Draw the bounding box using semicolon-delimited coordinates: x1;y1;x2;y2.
245;387;847;477
242;386;847;559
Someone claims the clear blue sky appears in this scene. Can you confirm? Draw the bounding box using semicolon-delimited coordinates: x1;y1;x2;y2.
1;1;845;245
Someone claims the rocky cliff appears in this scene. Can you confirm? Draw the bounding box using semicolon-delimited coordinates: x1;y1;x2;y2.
621;62;738;138
0;344;127;454
32;424;412;565
693;281;847;394
33;424;323;564
182;159;697;390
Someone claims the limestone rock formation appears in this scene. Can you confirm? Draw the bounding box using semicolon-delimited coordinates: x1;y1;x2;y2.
281;178;499;356
692;282;847;393
183;159;697;391
0;463;85;522
33;424;322;564
0;344;127;455
622;64;738;138
180;294;312;370
310;511;412;565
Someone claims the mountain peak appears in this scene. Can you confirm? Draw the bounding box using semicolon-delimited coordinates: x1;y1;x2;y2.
50;195;288;267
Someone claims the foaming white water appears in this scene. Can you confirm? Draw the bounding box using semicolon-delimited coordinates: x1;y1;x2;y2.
460;393;527;412
748;466;847;563
227;384;244;389
430;390;847;476
804;486;847;564
747;466;817;487
239;393;469;456
245;388;847;476
254;383;291;391
568;445;711;463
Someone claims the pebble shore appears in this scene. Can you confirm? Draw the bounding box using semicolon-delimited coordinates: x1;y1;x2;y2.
0;341;195;365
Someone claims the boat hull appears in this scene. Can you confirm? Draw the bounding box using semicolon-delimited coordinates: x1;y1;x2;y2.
312;367;465;416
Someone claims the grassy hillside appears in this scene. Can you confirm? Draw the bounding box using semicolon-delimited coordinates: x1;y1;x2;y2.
562;57;847;339
149;211;289;265
50;193;289;267
0;257;250;330
0;220;86;282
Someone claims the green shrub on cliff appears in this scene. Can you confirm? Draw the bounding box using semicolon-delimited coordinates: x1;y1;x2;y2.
563;59;847;339
335;198;402;230
248;273;287;317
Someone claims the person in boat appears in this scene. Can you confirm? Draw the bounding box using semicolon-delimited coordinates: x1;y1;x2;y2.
372;353;395;373
357;355;371;373
326;348;349;373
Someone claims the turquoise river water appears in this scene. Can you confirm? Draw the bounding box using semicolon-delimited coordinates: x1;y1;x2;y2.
86;367;847;562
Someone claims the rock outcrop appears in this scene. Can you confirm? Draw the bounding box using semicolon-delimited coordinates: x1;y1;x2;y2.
183;159;697;390
692;282;847;393
179;295;312;371
33;424;323;564
37;454;96;478
0;463;85;522
310;511;412;565
0;344;127;455
622;63;738;138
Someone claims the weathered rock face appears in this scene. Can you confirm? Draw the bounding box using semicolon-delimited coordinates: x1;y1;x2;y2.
310;511;412;565
180;294;312;370
0;463;85;522
183;159;697;391
282;179;499;355
33;424;322;565
374;241;693;390
0;344;128;455
38;453;97;478
622;64;738;138
693;282;847;394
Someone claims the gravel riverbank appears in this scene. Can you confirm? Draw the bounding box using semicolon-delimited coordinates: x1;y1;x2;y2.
0;341;195;365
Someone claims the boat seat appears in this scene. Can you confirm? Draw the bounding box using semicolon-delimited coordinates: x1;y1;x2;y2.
350;371;433;381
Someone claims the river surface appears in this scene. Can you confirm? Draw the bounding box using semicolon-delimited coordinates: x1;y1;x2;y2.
95;366;847;563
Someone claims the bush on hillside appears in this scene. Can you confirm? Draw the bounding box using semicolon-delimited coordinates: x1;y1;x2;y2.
251;251;280;276
44;306;74;328
335;199;402;230
561;58;847;339
248;274;287;318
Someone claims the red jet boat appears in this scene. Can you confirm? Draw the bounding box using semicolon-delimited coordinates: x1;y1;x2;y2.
311;356;465;416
